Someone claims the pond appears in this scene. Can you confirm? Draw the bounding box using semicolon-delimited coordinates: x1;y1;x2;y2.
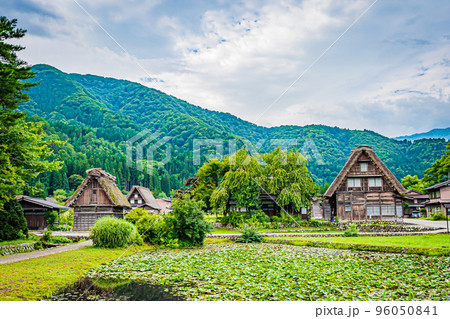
46;277;184;301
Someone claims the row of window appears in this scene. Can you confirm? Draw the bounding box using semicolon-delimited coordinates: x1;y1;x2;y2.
130;199;142;204
345;205;403;216
347;177;382;188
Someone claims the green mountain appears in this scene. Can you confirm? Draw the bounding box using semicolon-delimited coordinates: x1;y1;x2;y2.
20;64;448;196
396;127;450;141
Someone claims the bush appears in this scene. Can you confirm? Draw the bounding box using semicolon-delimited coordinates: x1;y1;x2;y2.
236;224;263;243
0;199;28;241
124;208;149;225
135;213;168;245
42;230;53;242
51;236;73;244
165;195;212;247
59;209;74;228
220;211;245;228
430;210;446;221
90;217;140;248
44;210;58;228
344;224;359;237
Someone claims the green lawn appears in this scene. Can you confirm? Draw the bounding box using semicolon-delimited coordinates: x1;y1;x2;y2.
264;234;450;250
84;244;450;301
0;245;145;300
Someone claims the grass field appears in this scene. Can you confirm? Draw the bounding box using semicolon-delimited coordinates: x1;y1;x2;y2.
84;244;450;301
0;245;145;300
264;234;450;250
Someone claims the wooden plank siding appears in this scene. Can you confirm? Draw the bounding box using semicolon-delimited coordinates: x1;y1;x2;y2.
324;145;406;221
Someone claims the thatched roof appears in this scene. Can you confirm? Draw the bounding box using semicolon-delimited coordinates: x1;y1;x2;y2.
65;168;130;208
324;145;406;197
127;185;161;210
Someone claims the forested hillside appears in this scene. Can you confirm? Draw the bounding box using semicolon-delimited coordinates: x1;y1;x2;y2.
20;64;448;197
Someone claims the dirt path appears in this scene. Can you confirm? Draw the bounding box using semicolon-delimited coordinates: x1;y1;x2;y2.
0;240;93;265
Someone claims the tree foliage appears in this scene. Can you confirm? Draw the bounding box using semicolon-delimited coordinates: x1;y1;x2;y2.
0;17;62;209
165;194;212;247
423;140;450;185
0;199;28;241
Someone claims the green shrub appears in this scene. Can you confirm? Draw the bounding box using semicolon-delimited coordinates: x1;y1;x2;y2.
51;236;73;244
220;211;245;228
90;217;140;248
248;210;270;223
59;209;74;227
344;224;359;237
0;199;28;241
44;210;59;228
135;213;168;245
124;208;149;225
236;224;263;243
430;210;446;221
42;230;53;242
165;195;212;247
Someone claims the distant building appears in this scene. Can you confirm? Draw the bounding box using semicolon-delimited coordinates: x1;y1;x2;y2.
403;189;429;217
156;198;172;214
126;185;161;213
65;168;131;230
16;195;69;230
323;145;406;221
423;180;450;216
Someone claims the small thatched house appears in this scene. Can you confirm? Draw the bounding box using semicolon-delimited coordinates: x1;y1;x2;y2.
65;168;130;230
126;185;161;213
323;145;406;221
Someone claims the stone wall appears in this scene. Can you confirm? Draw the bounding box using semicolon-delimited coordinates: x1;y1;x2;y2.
0;242;38;256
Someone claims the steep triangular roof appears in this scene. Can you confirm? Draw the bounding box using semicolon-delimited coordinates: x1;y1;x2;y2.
324;145;406;197
65;168;130;208
127;185;161;210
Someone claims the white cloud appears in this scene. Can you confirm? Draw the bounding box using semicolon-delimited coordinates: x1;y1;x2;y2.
3;0;449;137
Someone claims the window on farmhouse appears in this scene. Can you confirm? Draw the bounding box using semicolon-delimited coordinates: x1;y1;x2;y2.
347;178;361;188
345;205;351;212
366;206;380;216
368;177;382;187
360;162;368;172
90;189;98;204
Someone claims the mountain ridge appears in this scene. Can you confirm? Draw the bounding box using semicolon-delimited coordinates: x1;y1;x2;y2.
396;127;450;141
20;64;448;195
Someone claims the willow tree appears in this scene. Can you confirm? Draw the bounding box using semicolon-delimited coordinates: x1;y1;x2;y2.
192;158;229;211
210;149;262;213
259;147;317;215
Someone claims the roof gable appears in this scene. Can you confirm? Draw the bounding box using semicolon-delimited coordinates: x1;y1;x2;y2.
127;186;161;210
65;168;130;208
423;180;450;191
324;145;406;197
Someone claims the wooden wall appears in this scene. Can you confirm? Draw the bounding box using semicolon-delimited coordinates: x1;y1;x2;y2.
74;178;113;206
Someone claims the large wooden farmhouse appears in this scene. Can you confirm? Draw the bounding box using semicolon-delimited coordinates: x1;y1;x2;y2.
65;168;131;230
323;145;406;221
126;185;161;213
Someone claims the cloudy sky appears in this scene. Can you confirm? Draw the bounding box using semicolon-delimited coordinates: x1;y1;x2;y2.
2;0;450;137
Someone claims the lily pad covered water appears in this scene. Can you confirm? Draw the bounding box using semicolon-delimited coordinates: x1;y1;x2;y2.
85;244;450;301
47;278;183;301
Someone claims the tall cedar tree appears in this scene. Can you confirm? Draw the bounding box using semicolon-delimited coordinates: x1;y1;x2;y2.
0;17;61;218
